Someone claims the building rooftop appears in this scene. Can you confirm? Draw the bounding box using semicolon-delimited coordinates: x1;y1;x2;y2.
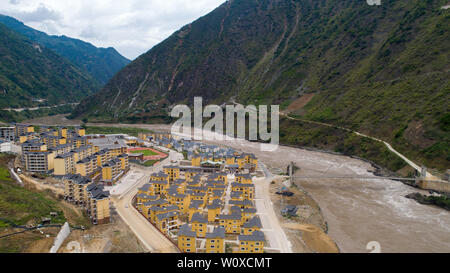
178;224;196;237
206;227;225;239
65;174;92;185
238;230;265;242
189;200;204;209
191;212;208;224
217;212;242;221
243;216;262;229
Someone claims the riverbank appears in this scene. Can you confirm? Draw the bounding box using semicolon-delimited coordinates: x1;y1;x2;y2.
405;193;450;211
17;118;450;252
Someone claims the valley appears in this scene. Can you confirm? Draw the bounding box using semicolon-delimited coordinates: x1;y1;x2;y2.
0;0;448;256
28;119;448;253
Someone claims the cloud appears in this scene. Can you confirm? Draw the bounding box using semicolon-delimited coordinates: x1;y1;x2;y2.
8;3;61;22
0;0;225;59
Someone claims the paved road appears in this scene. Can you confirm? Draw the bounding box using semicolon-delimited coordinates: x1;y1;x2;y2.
254;164;292;253
112;149;183;253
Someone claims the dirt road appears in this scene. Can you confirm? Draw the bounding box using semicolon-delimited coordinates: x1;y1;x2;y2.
112;150;183;253
254;174;292;253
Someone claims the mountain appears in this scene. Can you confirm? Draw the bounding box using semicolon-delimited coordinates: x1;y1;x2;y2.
73;0;449;171
0;15;130;85
0;23;100;109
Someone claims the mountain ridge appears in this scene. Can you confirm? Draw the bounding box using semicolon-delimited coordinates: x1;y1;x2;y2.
73;0;449;171
0;14;130;85
0;23;99;111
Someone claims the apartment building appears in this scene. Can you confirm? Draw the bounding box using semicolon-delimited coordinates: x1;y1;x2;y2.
231;182;255;200
178;224;197;253
191;213;208;238
75;155;97;177
23;151;54;173
207;199;222;222
14;124;34;136
0;126;15;141
86;183;111;225
63;174;92;205
188;200;204;221
54;152;75;176
101;158;122;186
237;230;265;253
206;227;226;253
156;211;180;235
218;212;242;234
242;216;262;235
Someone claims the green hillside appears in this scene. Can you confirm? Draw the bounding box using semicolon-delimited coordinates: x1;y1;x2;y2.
73;0;449;172
0;15;130;85
0;23;100;110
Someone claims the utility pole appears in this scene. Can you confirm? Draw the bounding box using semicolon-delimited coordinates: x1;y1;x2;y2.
421;166;427;179
289;161;294;187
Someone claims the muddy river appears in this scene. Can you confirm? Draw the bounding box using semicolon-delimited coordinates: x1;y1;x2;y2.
29;120;450;252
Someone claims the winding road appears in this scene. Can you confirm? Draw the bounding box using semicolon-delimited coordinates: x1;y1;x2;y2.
280;113;439;180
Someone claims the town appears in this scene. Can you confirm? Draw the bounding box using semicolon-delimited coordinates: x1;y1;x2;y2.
0;124;271;253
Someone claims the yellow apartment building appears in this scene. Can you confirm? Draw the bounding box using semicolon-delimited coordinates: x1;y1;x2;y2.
178;224;197;253
218;212;242;234
59;127;68;138
235;174;252;184
188;200;204;221
63;174;92;205
205;227;226;253
237;231;265;253
167;190;191;213
148;179;169;196
190;212;208;238
101;158;122;185
156;211;180;235
207;199;222;222
54;152;75;176
191;155;201;167
76;127;86;136
136;193;158;205
242;216;262;235
118;154;129;170
23;151;54;173
86;183;111;225
163;166;180;181
75;155;96;177
14;124;34;136
231;183;255;200
150;171;169;183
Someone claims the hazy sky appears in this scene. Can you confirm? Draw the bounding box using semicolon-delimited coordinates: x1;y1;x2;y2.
0;0;225;60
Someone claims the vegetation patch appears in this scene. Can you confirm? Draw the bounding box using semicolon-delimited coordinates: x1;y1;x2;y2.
406;193;450;211
279;117;407;173
84;126;153;137
130;149;158;156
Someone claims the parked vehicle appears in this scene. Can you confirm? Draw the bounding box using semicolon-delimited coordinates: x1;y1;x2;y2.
276;191;294;197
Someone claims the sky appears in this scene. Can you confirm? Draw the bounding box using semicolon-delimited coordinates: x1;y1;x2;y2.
0;0;225;60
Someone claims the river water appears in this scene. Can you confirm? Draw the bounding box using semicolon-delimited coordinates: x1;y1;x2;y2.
58;122;450;252
199;135;450;253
